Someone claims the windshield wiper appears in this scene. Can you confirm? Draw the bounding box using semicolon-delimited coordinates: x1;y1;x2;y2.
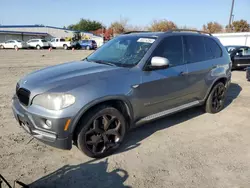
85;58;116;66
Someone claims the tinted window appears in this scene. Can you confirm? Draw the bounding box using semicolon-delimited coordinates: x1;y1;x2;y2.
60;39;65;42
51;39;55;42
41;39;47;42
204;37;222;59
151;36;184;67
238;47;250;56
184;36;206;63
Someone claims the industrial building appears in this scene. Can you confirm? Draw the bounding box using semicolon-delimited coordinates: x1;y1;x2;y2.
0;25;104;47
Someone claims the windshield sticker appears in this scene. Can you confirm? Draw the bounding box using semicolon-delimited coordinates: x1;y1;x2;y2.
137;38;155;43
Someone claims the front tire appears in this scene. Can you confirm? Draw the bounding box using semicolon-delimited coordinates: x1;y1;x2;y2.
86;46;90;50
36;45;41;50
205;82;226;114
76;106;127;158
0;45;4;49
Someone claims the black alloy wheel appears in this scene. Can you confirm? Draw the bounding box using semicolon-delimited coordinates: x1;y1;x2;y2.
77;106;127;158
205;82;226;113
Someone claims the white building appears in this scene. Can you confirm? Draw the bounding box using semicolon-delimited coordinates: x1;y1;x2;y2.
0;25;103;46
214;32;250;46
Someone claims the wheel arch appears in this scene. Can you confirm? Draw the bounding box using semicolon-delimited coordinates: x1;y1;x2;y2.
203;77;229;101
71;96;134;143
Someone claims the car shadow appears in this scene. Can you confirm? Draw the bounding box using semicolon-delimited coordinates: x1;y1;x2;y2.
119;82;242;154
224;82;242;108
30;159;131;188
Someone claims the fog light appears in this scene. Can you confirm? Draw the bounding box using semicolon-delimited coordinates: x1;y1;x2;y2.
43;119;52;129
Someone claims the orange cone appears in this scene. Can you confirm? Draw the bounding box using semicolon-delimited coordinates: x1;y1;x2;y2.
15;46;19;51
72;47;75;51
49;47;52;51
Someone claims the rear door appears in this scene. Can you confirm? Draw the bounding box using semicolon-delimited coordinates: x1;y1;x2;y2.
184;35;223;101
138;36;189;118
234;47;250;67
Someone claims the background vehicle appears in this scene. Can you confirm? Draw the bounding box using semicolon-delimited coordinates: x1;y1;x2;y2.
27;39;50;49
79;40;97;50
226;45;250;69
49;38;72;50
0;40;28;49
12;30;231;158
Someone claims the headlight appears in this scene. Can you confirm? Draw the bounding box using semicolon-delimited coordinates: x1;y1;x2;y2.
32;93;75;110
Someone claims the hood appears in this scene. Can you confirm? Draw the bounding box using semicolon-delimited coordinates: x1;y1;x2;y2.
19;60;126;92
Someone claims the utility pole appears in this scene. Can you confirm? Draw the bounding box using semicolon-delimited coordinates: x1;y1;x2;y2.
228;0;235;30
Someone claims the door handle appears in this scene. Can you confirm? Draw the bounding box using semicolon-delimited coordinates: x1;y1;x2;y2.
179;71;188;76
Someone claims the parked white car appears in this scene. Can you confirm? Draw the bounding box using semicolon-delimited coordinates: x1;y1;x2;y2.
49;38;72;50
26;39;50;49
0;40;28;49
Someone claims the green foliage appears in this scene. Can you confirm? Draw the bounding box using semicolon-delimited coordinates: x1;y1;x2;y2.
67;19;103;31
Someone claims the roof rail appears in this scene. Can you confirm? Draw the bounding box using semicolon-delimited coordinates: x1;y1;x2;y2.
122;31;150;34
168;29;212;36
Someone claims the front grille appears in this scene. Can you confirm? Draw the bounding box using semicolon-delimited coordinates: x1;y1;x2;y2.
17;88;30;106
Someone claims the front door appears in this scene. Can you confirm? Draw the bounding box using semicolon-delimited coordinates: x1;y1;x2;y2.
135;36;189;119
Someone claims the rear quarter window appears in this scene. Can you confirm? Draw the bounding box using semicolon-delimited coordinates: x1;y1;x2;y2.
183;35;206;63
204;37;222;59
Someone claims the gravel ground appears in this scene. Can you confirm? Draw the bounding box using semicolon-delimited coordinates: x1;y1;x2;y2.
0;50;250;188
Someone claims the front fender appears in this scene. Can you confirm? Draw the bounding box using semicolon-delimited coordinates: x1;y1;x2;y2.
69;95;134;134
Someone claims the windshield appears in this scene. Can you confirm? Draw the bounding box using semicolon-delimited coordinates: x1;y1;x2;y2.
17;40;23;42
86;35;156;67
41;39;47;42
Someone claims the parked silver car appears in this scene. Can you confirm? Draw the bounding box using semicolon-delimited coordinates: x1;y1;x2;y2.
12;30;231;158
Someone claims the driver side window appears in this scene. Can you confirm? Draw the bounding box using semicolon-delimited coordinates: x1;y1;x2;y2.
151;36;184;67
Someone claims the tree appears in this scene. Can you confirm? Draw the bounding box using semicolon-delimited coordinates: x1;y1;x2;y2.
178;25;198;31
227;19;250;32
202;22;223;33
149;19;177;32
67;19;103;31
109;18;128;35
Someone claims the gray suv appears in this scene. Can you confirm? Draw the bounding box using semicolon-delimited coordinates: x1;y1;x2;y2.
12;30;231;158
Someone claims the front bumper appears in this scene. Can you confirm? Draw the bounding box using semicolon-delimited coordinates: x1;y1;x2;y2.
12;95;72;150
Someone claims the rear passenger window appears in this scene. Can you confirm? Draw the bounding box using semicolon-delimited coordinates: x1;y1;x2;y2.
204;37;222;59
151;36;184;67
184;36;206;63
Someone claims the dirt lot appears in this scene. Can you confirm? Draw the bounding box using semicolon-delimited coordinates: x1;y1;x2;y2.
0;50;250;188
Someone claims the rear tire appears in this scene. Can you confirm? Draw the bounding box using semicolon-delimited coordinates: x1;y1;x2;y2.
0;45;4;49
205;82;226;114
76;106;127;158
63;44;68;50
86;46;90;50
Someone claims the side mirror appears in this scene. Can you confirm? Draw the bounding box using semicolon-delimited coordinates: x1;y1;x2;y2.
146;56;170;71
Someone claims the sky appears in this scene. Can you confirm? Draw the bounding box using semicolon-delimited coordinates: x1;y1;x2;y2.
0;0;250;29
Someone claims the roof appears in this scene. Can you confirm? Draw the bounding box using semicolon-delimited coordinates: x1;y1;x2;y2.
0;25;92;34
0;30;48;36
121;31;212;38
